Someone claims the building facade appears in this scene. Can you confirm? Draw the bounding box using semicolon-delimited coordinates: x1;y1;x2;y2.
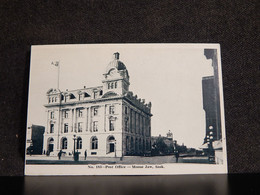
202;49;223;164
42;53;152;157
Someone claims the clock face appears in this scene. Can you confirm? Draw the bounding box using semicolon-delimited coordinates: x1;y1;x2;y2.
110;69;116;76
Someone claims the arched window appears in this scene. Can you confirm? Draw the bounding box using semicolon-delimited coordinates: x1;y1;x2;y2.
61;137;67;149
107;136;115;153
91;137;98;149
114;82;117;88
77;137;82;149
111;82;114;89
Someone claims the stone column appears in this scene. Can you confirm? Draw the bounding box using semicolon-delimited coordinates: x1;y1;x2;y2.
86;107;89;131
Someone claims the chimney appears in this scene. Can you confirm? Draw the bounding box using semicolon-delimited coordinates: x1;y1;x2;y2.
114;52;120;60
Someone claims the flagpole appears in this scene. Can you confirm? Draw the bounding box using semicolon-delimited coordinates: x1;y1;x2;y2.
57;61;60;90
52;60;61;154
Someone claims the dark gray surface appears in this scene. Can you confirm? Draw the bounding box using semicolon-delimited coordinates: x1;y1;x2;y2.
0;0;259;175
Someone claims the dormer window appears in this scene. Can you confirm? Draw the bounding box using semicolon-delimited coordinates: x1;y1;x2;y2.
79;94;83;100
94;91;99;99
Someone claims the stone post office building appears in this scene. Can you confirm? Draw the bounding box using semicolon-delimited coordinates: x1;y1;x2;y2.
43;53;152;157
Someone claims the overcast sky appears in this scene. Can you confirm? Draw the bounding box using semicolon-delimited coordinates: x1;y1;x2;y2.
27;44;218;148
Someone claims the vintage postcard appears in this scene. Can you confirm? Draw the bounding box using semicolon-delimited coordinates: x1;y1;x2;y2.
25;44;228;175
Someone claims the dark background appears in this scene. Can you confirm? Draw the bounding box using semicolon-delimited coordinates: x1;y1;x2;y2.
0;0;259;176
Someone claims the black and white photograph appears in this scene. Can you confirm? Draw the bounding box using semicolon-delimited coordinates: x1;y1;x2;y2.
24;44;227;175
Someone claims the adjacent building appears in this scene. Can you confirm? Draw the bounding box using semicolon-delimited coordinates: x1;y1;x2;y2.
26;124;45;155
42;52;152;157
202;49;223;164
151;130;175;155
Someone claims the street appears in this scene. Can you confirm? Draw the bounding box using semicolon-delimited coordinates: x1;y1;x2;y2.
26;155;211;165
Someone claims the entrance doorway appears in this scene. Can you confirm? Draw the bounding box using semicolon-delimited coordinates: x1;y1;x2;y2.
47;138;54;153
107;136;115;153
109;143;114;152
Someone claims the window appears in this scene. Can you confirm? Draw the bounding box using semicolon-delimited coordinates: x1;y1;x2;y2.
125;107;128;114
126;136;129;151
93;121;98;132
108;83;110;89
65;96;69;102
50;111;54;119
64;110;69;118
50;124;54;133
108;136;115;153
109;106;115;114
109;120;115;131
78;109;83;117
93;108;98;116
78;122;82;132
91;137;98;149
52;97;54;102
125;120;128;131
64;123;68;133
55;97;57;102
77;137;82;149
111;82;114;89
79;94;83;100
115;82;117;88
61;138;67;149
94;92;99;99
49;98;51;103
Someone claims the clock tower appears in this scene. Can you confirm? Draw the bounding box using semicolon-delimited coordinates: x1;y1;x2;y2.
102;52;130;97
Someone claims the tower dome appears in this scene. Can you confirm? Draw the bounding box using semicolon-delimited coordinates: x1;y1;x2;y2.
105;52;128;74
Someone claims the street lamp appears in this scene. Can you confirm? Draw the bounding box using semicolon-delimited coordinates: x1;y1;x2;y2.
114;139;117;158
207;129;215;163
73;134;77;161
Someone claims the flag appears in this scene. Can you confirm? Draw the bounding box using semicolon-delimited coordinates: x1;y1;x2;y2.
51;61;59;67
